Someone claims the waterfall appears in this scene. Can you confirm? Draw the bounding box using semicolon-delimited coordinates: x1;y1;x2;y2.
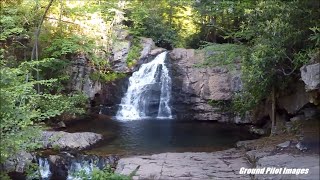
67;161;94;180
116;52;172;121
38;158;51;179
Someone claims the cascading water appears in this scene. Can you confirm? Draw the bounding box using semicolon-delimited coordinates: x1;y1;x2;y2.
116;51;172;120
38;158;52;180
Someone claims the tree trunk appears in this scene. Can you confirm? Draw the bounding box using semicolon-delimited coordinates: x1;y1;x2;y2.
271;85;276;136
31;0;54;94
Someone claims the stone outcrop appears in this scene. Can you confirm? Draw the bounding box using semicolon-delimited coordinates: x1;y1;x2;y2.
40;131;102;150
68;54;101;101
169;48;241;122
116;149;251;180
278;82;310;114
112;40;131;72
300;63;320;91
1;151;34;173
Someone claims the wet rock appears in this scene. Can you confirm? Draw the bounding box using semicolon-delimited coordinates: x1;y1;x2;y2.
45;153;119;179
300;63;320;91
250;126;266;136
116;149;251;180
41;131;103;150
277;141;291;148
296;142;308;151
149;48;166;56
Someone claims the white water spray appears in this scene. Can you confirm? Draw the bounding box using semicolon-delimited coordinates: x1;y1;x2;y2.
116;52;172;121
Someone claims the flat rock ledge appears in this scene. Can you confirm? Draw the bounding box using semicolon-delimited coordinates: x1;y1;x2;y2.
41;131;103;150
116;148;251;180
116;148;320;180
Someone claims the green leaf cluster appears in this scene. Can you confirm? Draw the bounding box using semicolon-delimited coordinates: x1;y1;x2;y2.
195;43;248;69
232;0;319;113
75;166;130;180
90;71;126;83
0;60;87;166
126;38;142;67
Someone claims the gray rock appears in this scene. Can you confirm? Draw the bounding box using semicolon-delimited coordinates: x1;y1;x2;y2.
278;82;309;114
112;40;131;72
301;107;320;120
300;63;320;91
250;126;266;135
116;149;251;180
139;37;155;59
170;48;240;122
290;115;306;122
149;48;166;56
245;149;272;163
236;140;257;150
277;141;291;148
40;131;103;150
255;154;319;180
57;121;66;128
1;151;34;173
67;54;102;100
296;142;308;151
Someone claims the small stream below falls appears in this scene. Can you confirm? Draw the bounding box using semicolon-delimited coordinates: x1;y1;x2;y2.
65;116;259;156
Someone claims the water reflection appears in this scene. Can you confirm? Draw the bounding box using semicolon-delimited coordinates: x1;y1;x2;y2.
66;117;258;155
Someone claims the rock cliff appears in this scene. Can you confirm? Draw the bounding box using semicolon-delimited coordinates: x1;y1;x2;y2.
169;48;242;122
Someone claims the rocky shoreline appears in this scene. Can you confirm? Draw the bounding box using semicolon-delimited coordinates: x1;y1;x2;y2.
116;138;320;180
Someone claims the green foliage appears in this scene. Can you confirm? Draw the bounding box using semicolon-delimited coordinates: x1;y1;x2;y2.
229;0;320;114
208;99;232;113
309;27;320;47
195;43;248;69
90;71;126;83
75;166;130;180
126;38;142;67
43;34;95;59
0;59;87;165
126;0;180;48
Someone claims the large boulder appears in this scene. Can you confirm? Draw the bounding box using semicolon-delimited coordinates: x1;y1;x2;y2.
169;48;241;122
300;63;320;91
40;131;103;151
